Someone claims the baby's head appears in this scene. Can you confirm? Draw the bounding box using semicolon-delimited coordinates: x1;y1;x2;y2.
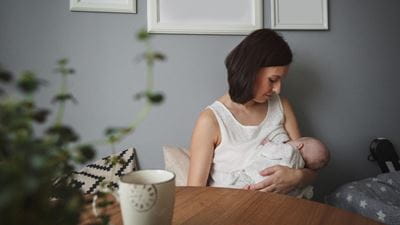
288;137;330;170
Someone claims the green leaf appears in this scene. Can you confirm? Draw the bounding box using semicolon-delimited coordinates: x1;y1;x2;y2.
107;135;117;143
51;93;78;104
20;100;35;109
104;127;118;136
137;29;150;41
55;67;75;75
104;127;132;136
153;52;166;61
104;155;124;167
55;59;75;76
146;92;164;104
31;109;50;123
16;71;46;94
143;52;166;64
58;58;68;66
46;125;79;145
75;145;96;163
0;69;13;83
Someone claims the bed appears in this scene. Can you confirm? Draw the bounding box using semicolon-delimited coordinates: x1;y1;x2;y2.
325;171;400;225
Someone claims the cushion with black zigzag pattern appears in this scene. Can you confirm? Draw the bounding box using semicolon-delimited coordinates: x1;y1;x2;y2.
71;147;137;194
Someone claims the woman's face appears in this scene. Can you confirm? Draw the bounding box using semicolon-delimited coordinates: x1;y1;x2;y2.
252;66;289;103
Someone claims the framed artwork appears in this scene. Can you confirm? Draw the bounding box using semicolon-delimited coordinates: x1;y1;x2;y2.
70;0;137;13
271;0;328;30
147;0;263;35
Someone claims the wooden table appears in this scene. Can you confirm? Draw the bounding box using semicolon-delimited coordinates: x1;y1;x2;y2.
80;187;383;225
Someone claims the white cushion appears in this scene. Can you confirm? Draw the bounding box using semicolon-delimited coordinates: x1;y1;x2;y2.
163;146;190;186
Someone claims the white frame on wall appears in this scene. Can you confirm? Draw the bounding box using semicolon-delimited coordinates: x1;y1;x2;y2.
271;0;328;30
70;0;136;13
147;0;263;35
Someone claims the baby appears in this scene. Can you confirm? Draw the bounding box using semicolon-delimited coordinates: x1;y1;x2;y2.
229;137;330;198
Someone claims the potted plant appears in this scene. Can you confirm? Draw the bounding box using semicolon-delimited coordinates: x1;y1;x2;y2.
0;29;165;225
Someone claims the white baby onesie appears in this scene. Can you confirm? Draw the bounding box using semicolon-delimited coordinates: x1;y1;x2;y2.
230;142;313;199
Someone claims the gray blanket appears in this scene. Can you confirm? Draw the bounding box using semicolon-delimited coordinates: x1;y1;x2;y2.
326;171;400;225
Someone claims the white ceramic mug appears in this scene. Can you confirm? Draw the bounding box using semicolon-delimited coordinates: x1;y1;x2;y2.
118;170;175;225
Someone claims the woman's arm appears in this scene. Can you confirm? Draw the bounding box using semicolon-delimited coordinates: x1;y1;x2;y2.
248;97;317;193
187;109;220;186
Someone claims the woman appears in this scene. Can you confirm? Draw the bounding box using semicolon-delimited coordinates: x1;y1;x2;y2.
187;29;317;194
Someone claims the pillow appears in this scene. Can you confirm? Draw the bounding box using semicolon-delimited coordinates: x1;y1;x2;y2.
163;146;190;186
71;147;138;194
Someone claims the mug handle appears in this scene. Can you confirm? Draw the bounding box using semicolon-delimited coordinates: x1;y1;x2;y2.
91;186;120;217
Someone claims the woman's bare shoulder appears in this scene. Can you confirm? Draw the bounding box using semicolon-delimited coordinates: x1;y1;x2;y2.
279;95;290;106
280;96;295;114
197;95;227;126
279;96;301;140
196;108;219;130
191;106;221;147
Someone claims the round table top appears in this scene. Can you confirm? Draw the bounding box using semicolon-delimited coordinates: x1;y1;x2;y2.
80;186;383;225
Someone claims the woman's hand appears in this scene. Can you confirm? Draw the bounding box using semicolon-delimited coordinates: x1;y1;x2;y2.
244;165;304;194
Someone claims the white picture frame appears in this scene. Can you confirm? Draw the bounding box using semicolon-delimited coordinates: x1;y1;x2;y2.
271;0;328;30
147;0;263;35
70;0;136;13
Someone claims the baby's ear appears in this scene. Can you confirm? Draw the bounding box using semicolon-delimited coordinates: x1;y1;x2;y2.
296;143;304;150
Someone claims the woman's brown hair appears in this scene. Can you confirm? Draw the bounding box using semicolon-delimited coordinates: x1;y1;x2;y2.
225;29;293;104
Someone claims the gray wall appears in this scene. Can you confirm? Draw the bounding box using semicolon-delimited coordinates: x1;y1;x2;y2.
1;0;400;201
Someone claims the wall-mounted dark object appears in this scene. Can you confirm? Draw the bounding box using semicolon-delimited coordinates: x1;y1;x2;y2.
368;138;400;173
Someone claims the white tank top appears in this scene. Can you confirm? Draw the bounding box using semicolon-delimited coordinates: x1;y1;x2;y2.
207;94;290;187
